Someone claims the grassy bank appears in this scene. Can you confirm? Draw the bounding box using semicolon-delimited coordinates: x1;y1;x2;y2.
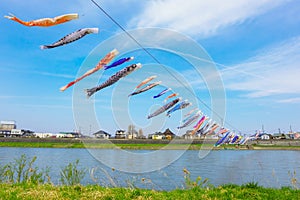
0;141;216;150
0;183;299;200
1;139;300;150
251;144;300;150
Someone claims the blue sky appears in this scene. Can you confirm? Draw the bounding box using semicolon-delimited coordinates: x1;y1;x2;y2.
0;0;299;135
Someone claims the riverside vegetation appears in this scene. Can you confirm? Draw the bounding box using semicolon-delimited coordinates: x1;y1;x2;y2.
1;138;300;150
0;154;299;199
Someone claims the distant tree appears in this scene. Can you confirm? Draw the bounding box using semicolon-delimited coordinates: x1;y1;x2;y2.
127;125;138;139
138;129;144;137
127;125;134;135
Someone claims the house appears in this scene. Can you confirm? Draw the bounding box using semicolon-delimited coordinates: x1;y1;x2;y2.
259;133;271;140
115;130;126;139
272;133;286;139
22;130;35;138
150;129;177;140
93;130;111;139
182;130;196;139
162;128;176;140
151;132;165;140
0;130;11;137
148;133;157;139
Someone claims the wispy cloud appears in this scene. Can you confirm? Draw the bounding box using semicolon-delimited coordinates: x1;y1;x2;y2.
0;95;29;99
0;67;74;79
128;0;288;37
32;70;75;79
14;104;71;109
277;98;300;104
222;36;300;98
0;95;70;101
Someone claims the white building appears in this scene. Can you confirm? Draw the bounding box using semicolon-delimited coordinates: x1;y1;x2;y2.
0;120;16;130
56;132;74;138
10;129;23;137
34;132;54;138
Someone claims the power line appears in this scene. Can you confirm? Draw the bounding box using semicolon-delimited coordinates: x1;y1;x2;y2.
90;0;241;132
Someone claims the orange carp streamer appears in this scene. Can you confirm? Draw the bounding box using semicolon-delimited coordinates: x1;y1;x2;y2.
60;49;119;92
4;13;78;27
135;75;157;89
164;93;179;102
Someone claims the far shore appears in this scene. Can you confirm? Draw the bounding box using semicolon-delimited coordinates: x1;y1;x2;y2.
0;137;300;150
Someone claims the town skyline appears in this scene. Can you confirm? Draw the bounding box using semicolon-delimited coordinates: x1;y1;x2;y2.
1;119;298;138
1;1;299;135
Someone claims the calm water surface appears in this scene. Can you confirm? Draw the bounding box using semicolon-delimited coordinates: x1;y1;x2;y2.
0;147;299;190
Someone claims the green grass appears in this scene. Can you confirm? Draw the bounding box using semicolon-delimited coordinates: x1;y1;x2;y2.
0;142;215;150
0;142;85;148
113;143;214;150
0;183;299;200
1;141;300;150
252;144;300;150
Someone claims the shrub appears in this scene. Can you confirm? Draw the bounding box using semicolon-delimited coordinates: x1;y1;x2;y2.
241;181;261;189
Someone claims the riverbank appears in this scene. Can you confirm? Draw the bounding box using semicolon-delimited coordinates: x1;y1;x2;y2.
0;138;300;150
0;183;299;200
0;141;214;150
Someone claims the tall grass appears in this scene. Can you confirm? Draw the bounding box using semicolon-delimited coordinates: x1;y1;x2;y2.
59;159;87;185
289;170;299;189
0;154;50;184
0;155;87;186
183;168;210;189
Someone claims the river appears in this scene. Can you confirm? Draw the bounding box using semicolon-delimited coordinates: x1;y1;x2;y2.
0;147;299;190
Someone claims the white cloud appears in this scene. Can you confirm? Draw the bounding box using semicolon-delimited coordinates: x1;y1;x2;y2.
222;36;300;98
277;98;300;104
128;0;288;37
0;67;74;79
0;95;70;100
14;104;71;109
